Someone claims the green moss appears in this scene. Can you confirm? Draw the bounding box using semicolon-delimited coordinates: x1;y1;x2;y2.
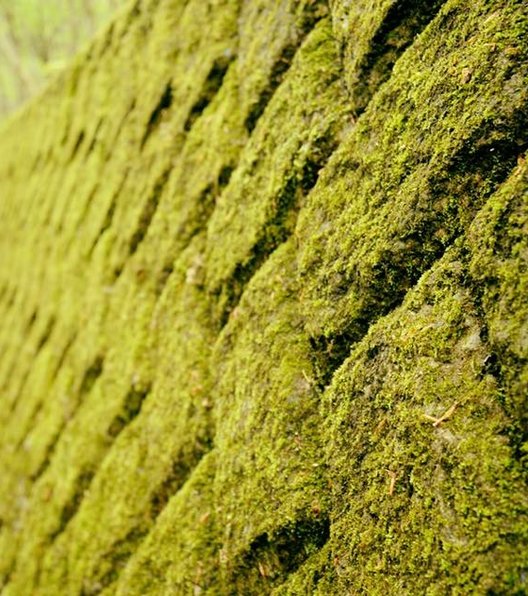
315;246;526;593
0;0;526;593
330;0;446;112
115;451;220;595
297;0;528;354
210;240;327;593
204;16;352;321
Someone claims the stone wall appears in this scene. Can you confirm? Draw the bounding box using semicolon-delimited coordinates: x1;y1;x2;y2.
0;0;526;593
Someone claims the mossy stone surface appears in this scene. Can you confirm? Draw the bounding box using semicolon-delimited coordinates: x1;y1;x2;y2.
0;0;526;593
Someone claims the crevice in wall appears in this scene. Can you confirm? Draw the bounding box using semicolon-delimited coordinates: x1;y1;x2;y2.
346;0;447;114
87;172;129;258
27;353;104;482
155;164;234;296
82;527;148;596
106;384;151;438
29;152;42;175
99;22;115;57
127;168;171;258
0;561;15;592
140;82;173;150
49;470;95;542
149;439;211;520
5;286;16;309
463;222;528;467
35;316;56;354
84;428;214;589
149;458;195;520
68;184;100;251
245;43;297;134
75;444;211;594
24;309;38;334
226;515;330;590
30;430;61;483
70;130;86;161
39;383;148;556
85;118;104;157
79;355;105;395
105;99;136;161
244;8;328;134
4;360;30;415
308;134;528;390
7;316;57;420
51;332;77;381
217;145;338;329
155;261;174;296
183;55;235;132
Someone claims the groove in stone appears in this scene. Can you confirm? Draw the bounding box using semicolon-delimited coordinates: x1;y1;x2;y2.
107;384;151;438
346;0;447;114
308;135;528;390
183;55;235;132
140;82;173;150
128;168;171;257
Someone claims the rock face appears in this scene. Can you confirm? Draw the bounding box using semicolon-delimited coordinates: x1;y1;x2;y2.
0;0;526;593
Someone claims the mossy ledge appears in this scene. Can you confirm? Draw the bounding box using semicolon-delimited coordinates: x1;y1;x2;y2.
0;0;527;594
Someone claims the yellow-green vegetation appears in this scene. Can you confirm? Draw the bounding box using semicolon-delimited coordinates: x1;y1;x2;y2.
0;0;121;117
0;0;526;593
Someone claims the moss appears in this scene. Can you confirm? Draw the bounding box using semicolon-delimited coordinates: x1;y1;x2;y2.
210;240;328;593
330;0;446;112
297;0;528;365
204;16;352;322
114;451;220;595
315;247;526;593
0;0;527;593
467;158;528;469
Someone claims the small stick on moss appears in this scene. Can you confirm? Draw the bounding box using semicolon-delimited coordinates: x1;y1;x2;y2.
301;369;313;385
423;402;458;427
199;511;210;524
385;469;397;496
258;561;269;578
433;402;457;426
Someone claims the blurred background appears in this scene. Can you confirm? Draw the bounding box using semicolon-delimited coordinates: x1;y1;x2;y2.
0;0;121;119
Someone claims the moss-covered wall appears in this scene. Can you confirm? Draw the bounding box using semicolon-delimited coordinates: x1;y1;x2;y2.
0;0;526;593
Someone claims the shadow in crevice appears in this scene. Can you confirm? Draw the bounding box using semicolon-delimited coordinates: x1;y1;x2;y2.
217;150;334;329
183;55;235;132
308;129;528;391
347;0;447;114
155;163;235;297
49;470;94;542
127;168;171;258
70;130;85;160
244;7;328;134
227;516;331;589
28;353;105;482
140;82;173;150
107;384;151;438
87;171;129;258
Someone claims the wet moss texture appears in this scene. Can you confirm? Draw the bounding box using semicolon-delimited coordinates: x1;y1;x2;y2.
0;0;527;594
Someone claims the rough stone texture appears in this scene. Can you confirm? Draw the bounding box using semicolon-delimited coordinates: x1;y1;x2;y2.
0;0;526;594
